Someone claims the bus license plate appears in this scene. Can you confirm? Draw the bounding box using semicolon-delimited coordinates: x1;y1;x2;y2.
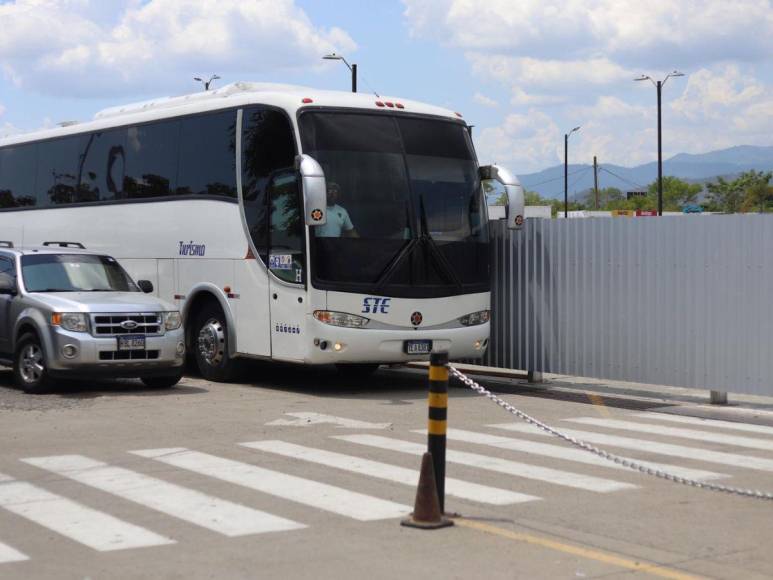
118;335;146;351
404;340;432;355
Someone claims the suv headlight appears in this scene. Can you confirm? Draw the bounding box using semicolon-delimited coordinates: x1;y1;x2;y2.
52;312;89;333
313;310;370;328
459;310;491;326
164;311;182;331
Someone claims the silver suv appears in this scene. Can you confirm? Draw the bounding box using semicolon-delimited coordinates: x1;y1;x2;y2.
0;244;185;393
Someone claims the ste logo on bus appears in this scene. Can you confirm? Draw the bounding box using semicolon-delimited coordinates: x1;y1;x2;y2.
362;297;390;314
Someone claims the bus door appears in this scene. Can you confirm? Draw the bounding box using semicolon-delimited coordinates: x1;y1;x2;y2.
267;171;307;361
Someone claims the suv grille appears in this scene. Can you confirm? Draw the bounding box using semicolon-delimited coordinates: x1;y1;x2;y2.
92;313;162;336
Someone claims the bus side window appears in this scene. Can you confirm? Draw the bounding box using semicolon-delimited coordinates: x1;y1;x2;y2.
0;144;37;209
268;171;304;285
241;107;297;264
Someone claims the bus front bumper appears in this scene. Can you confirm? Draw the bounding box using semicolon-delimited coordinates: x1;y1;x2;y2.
303;321;490;364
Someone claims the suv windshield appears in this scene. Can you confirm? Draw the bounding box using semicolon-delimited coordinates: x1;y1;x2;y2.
300;112;489;298
22;254;138;292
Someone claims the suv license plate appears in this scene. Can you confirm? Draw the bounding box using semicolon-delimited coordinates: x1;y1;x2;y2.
404;340;432;355
118;335;146;351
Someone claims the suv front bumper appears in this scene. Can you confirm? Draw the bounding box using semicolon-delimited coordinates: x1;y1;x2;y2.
43;326;185;378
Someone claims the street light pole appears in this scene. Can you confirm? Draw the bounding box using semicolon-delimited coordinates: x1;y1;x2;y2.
193;74;220;91
564;126;581;218
635;71;685;216
323;53;357;93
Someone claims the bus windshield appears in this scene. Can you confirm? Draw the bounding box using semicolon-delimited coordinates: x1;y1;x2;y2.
299;112;489;298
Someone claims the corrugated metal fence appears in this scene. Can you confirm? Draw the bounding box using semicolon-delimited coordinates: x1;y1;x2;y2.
484;215;773;396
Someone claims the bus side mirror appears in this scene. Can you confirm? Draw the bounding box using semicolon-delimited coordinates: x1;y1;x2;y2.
479;165;525;230
295;154;328;226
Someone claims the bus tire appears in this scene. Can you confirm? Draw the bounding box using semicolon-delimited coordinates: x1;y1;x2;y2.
193;302;241;383
335;363;380;379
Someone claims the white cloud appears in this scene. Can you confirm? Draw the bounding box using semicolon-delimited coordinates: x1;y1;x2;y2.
475;110;562;170
671;65;766;120
473;92;498;108
0;0;356;97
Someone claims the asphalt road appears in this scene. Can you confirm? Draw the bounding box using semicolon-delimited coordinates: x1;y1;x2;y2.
1;362;772;580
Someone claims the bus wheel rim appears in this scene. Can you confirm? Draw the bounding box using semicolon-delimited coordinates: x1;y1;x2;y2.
197;318;225;366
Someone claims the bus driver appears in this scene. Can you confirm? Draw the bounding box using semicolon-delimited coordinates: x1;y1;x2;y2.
317;182;359;238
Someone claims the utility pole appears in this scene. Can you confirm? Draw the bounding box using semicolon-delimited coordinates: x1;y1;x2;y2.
563;126;581;218
351;63;357;93
593;156;599;210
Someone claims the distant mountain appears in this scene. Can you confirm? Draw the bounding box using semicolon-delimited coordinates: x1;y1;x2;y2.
518;145;773;199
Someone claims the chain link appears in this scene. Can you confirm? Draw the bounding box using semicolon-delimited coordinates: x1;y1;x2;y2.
448;365;773;501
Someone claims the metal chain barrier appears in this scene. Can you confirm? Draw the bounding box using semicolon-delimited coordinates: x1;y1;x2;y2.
448;365;773;501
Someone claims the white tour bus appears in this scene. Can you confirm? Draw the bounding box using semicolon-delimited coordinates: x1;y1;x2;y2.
0;82;524;381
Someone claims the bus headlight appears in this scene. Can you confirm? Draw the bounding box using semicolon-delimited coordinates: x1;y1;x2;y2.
164;311;182;331
313;311;370;328
459;310;490;326
52;312;88;333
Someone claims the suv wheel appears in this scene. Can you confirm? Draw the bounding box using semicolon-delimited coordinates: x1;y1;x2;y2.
14;333;52;394
193;303;242;382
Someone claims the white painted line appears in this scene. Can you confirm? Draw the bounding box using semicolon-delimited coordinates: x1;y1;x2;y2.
492;423;773;472
635;413;773;437
334;435;636;493
266;412;391;429
568;417;773;451
132;447;409;521
432;428;727;482
0;473;173;551
0;541;28;564
23;455;303;537
242;440;539;506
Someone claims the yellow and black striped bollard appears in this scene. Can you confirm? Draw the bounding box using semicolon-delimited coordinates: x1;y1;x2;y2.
428;350;449;513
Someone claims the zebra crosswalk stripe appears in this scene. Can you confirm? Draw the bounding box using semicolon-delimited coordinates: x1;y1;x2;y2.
435;428;727;482
22;455;304;537
492;423;773;472
132;448;410;521
334;435;637;493
567;417;773;451
635;413;773;436
0;541;28;564
241;440;539;506
0;472;174;551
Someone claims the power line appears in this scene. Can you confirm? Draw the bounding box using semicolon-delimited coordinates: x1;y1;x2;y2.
525;166;591;188
598;167;647;190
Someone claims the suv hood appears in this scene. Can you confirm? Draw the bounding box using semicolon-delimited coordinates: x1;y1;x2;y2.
28;292;176;313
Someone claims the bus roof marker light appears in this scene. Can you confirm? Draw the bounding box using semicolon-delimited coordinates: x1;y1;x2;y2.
375;101;385;107
455;112;463;118
395;103;405;109
302;98;313;104
385;102;394;108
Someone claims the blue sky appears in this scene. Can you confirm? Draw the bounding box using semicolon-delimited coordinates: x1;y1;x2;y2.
1;0;772;174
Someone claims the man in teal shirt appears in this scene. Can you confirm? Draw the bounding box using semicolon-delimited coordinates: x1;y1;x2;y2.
317;182;358;238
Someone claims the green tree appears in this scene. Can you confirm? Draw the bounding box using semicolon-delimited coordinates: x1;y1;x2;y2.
706;176;745;213
738;170;773;213
646;176;702;211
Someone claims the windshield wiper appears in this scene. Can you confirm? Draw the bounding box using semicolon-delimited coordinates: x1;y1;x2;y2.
30;288;75;293
417;194;463;289
81;289;118;292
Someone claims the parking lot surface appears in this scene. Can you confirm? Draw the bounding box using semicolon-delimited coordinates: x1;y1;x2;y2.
1;364;772;579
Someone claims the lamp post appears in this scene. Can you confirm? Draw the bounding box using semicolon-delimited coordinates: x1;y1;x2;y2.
194;75;220;91
323;53;357;92
564;126;581;218
635;71;685;216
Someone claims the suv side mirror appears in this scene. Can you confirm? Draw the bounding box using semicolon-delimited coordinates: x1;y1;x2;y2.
137;280;154;294
0;275;16;296
479;165;525;230
295;154;327;226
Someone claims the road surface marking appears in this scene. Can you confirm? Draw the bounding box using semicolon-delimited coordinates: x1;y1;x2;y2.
266;412;391;429
0;472;173;551
0;541;28;564
568;417;773;451
493;423;773;471
23;455;303;537
635;413;773;436
434;428;727;482
455;519;704;580
132;447;410;521
242;440;539;506
334;435;637;493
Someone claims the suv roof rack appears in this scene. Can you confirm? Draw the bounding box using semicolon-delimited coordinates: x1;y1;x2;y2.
0;241;14;248
42;241;85;249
